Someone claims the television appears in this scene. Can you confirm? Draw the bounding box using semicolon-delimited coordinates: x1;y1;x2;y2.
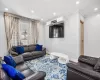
49;22;64;38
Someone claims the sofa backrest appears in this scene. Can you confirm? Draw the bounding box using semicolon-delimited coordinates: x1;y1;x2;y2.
28;44;36;52
12;44;36;53
78;55;98;66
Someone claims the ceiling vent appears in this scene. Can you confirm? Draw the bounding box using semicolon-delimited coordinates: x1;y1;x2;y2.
46;17;64;26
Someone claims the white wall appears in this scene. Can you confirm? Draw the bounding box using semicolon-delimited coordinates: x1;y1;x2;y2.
44;12;80;60
84;15;100;58
0;12;8;57
80;14;84;22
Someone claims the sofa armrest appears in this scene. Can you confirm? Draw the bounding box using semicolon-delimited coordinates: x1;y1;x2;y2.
24;71;46;80
67;63;100;80
42;47;46;55
42;47;46;51
78;55;98;66
9;49;18;56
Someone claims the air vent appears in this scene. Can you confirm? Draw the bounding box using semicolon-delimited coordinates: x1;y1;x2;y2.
46;17;64;26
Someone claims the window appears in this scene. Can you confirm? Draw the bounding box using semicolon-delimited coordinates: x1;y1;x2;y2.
19;20;31;45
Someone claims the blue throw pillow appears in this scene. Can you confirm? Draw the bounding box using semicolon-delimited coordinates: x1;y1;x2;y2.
2;64;25;80
4;56;16;67
35;44;43;51
14;71;25;80
2;64;17;78
15;46;24;54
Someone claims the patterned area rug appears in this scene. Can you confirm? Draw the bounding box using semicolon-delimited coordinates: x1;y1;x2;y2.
25;55;67;80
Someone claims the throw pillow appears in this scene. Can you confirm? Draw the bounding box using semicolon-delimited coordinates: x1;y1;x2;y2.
2;64;25;79
4;56;16;67
15;46;24;54
2;64;18;78
94;58;100;72
14;71;25;80
35;44;43;51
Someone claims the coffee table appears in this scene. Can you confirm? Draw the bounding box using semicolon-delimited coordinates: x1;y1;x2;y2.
50;52;69;64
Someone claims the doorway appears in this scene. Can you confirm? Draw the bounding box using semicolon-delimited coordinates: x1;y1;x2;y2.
80;20;84;55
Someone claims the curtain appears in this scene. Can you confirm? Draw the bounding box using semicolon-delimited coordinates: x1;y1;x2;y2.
4;12;39;50
30;20;39;44
4;13;19;50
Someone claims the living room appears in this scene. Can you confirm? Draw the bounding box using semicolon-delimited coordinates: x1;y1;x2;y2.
0;0;100;80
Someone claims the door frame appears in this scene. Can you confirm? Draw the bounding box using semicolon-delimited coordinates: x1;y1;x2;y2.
80;20;84;55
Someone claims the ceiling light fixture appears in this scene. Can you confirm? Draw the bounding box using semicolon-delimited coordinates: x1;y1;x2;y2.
31;10;34;13
53;12;56;16
76;1;80;4
5;8;8;11
94;8;98;11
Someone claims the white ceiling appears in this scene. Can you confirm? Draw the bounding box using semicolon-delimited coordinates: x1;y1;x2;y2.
0;0;100;21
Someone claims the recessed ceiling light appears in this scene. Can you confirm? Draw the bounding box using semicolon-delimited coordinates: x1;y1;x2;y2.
76;1;80;4
31;10;34;13
94;8;98;11
41;18;43;21
5;8;8;11
53;12;56;16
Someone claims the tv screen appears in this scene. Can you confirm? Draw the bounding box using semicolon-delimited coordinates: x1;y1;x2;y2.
49;23;64;38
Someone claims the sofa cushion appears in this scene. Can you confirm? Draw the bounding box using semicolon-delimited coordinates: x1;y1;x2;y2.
78;55;98;66
94;57;100;72
21;69;34;77
4;56;16;67
13;55;24;65
35;44;43;51
23;45;29;52
28;45;36;52
15;46;24;54
22;52;32;58
16;63;28;71
31;51;43;56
